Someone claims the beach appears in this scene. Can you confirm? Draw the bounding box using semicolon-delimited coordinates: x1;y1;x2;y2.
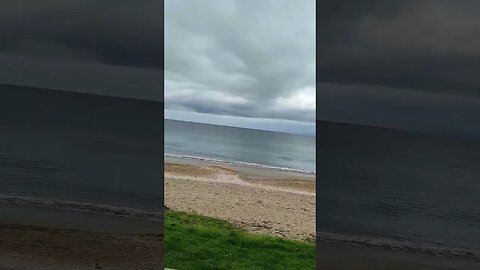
165;159;480;269
317;242;480;270
164;159;316;241
163;119;317;269
0;85;164;270
0;203;162;270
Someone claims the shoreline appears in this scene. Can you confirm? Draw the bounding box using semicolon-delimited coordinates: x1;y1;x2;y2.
164;154;316;176
317;231;480;263
165;155;316;186
0;195;163;223
0;202;162;234
165;160;315;241
317;242;480;270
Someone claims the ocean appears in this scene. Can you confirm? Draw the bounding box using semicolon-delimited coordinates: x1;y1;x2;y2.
0;84;163;221
165;119;316;174
317;121;480;261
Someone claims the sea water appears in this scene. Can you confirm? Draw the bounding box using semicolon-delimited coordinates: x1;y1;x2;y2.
317;121;480;261
165;119;316;174
0;84;163;220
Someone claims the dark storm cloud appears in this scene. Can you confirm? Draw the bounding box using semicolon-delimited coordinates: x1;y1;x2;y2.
0;0;162;69
165;0;315;122
318;0;480;137
0;0;162;101
0;55;162;101
317;82;480;138
317;0;480;96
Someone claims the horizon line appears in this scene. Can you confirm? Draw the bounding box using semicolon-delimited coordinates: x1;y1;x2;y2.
165;118;315;137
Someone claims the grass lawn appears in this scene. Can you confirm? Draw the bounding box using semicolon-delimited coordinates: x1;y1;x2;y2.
164;210;315;270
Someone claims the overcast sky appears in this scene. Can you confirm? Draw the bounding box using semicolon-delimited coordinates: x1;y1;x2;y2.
317;0;480;138
1;0;315;135
5;1;480;138
165;0;315;135
0;0;162;100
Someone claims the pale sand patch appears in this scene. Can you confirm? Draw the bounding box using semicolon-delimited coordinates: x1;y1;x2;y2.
165;163;315;195
164;162;316;241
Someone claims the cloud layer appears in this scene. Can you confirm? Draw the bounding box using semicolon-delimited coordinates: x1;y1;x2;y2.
317;0;480;137
317;0;480;96
0;0;162;100
165;0;315;122
0;0;162;69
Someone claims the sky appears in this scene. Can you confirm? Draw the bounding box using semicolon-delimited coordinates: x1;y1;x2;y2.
0;0;163;100
165;0;316;135
1;0;315;136
317;0;480;138
3;1;480;137
165;109;314;136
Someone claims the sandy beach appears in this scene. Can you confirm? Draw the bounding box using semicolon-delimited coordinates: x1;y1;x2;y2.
0;203;162;270
317;242;480;270
165;160;480;269
164;160;316;241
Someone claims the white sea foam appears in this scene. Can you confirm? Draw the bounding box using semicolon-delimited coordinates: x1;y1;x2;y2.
0;194;162;222
165;153;316;175
318;232;480;261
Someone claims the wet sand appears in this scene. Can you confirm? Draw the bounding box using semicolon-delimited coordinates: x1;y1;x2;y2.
0;203;162;270
317;242;479;270
164;161;316;241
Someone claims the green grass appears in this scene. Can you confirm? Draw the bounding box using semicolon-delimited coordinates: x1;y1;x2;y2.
164;210;315;270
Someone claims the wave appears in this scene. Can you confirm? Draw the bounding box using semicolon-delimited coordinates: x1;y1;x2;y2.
164;153;316;175
317;232;480;262
0;194;162;222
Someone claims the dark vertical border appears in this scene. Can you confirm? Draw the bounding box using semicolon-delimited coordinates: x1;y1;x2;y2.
315;0;320;268
160;0;165;268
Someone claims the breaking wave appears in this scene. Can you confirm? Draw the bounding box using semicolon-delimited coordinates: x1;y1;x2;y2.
0;194;162;222
318;232;480;262
165;153;315;175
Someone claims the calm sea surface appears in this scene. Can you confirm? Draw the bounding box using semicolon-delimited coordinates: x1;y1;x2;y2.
317;121;480;261
0;85;163;220
165;119;316;174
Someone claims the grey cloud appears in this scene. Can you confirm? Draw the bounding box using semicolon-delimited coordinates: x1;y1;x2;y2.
317;0;480;96
0;54;162;101
0;0;162;69
166;109;315;136
317;82;480;138
165;0;315;122
317;1;480;138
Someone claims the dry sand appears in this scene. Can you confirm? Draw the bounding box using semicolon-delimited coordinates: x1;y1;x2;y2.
164;162;316;241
